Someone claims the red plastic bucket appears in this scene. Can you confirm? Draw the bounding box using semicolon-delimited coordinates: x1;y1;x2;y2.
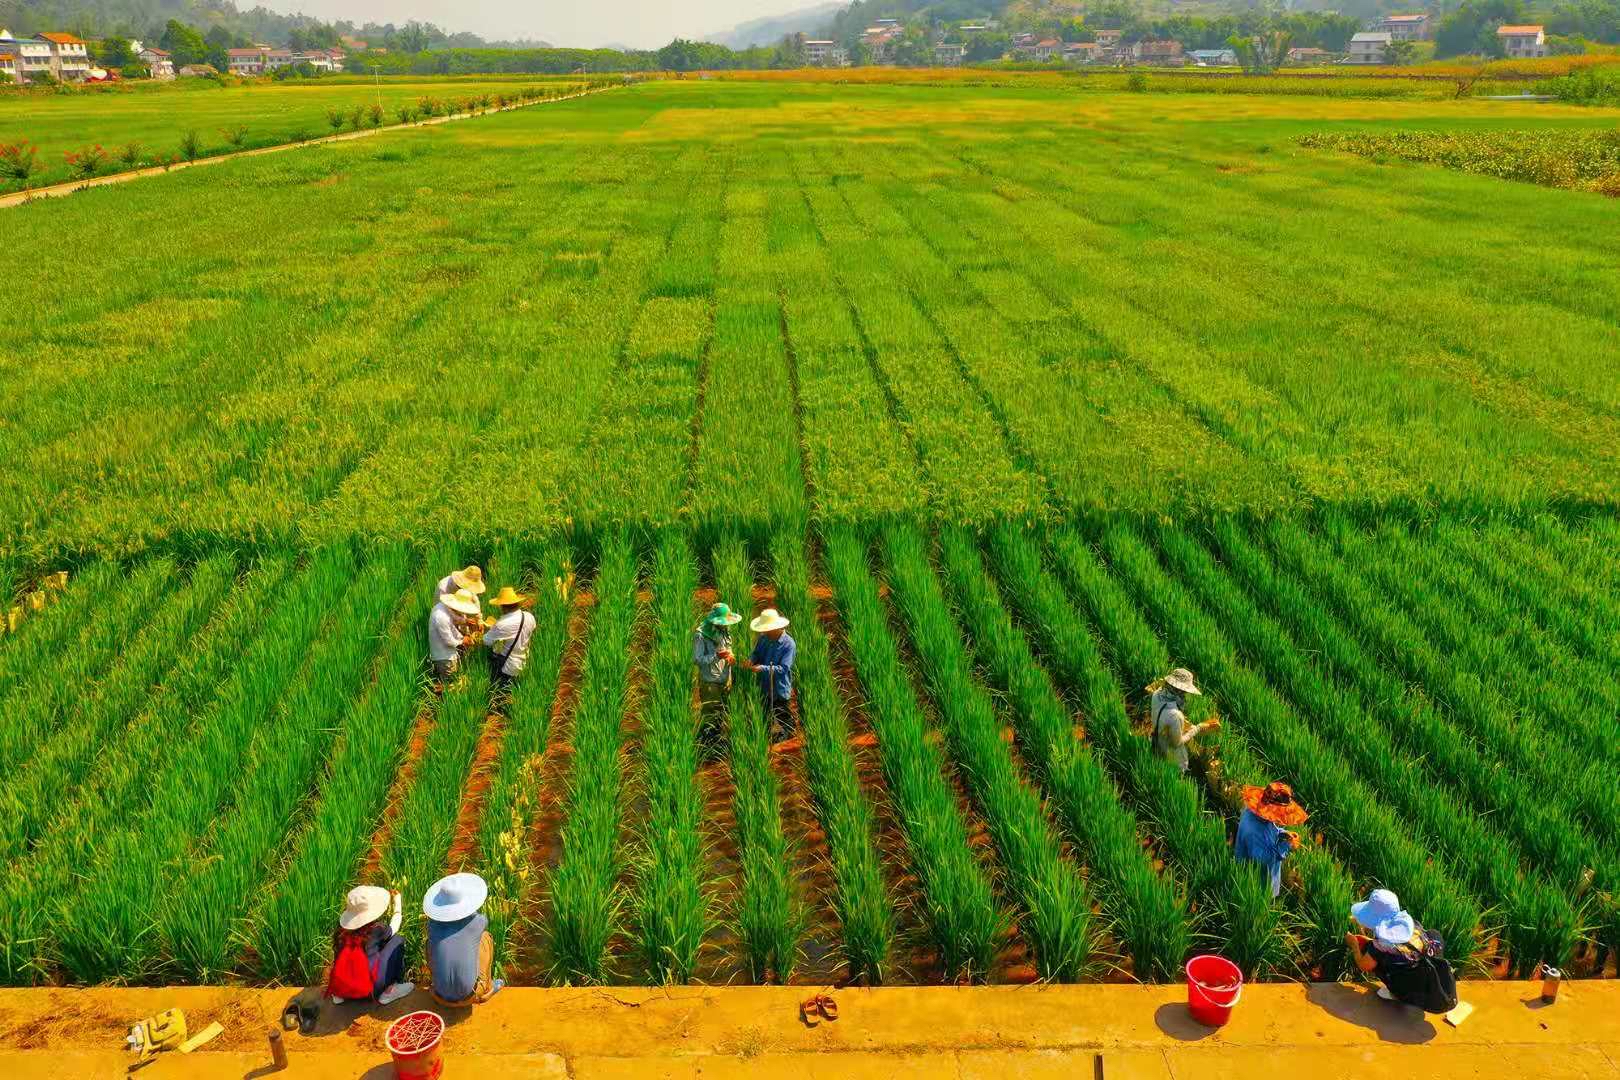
386;1010;445;1080
1185;955;1243;1027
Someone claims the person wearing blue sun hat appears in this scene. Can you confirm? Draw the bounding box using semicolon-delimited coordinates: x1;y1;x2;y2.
424;872;503;1007
1345;888;1457;1013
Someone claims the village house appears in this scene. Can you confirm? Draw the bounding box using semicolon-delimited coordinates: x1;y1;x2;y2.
264;48;294;69
1132;39;1185;65
1187;47;1238;66
1063;41;1103;64
227;47;267;74
39;32;90;80
1286;46;1329;64
1346;31;1392;63
933;42;967;66
1377;13;1431;40
804;39;847;66
861;24;903;63
1496;24;1547;58
138;44;174;78
0;30;57;83
1015;37;1060;60
0;53;15;81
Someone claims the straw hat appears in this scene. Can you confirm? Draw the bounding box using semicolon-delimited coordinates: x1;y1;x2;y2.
423;872;488;923
1242;782;1309;827
491;585;526;607
1163;668;1201;696
339;885;390;930
450;566;486;595
704;602;743;627
440;588;481;617
750;608;790;633
1352;888;1417;948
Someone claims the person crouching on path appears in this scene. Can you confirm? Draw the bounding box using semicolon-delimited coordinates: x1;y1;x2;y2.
425;872;504;1007
1234;781;1306;897
428;588;481;690
693;602;743;745
743;608;796;743
1345;888;1459;1014
1149;667;1219;775
326;886;414;1007
482;586;533;694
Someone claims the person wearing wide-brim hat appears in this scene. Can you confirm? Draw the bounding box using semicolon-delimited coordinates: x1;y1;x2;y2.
325;885;414;1006
481;586;533;693
742;608;796;742
1234;781;1307;897
428;588;481;688
1345;888;1458;1011
423;872;503;1007
694;602;745;744
1148;667;1219;775
436;565;487;601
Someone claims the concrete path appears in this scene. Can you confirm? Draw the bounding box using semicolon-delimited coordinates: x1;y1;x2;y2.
0;980;1615;1078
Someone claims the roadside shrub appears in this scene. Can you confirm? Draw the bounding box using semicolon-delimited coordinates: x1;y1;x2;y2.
64;144;108;180
325;107;344;132
220;125;247;149
367;102;384;128
396;104;415;124
178;130;201;162
118;141;142;168
1537;65;1620;104
347;104;364;129
1125;71;1148;93
0;141;39;185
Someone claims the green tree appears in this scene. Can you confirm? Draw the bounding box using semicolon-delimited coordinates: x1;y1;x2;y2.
1383;38;1419;65
1435;0;1525;57
98;37;135;67
160;20;208;67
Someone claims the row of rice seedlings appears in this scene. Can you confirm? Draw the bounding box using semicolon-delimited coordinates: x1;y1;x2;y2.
937;528;1189;981
380;654;493;972
0;563;116;704
880;524;1091;979
152;546;417;980
1151;520;1579;972
1502;516;1620;667
768;531;893;983
0;556;293;985
475;544;573;973
824;528;1003;980
0;559;174;778
713;537;802;982
987;526;1301;978
0;556;233;862
547;534;640;984
1094;522;1484;967
248;555;444;984
45;547;357;984
629;533;711;983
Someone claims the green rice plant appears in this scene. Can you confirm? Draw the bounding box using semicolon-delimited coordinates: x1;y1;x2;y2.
154;546;415;981
0;555;233;863
824;527;1003;980
629;533;711;983
475;544;572;973
881;524;1092;980
987;524;1300;978
713;536;802;982
0;565;118;702
1093;521;1483;967
937;527;1188;981
45;547;355;984
547;533;639;984
768;532;892;983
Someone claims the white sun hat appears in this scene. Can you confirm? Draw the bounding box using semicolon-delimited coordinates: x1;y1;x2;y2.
450;565;487;595
339;885;391;930
423;872;488;923
750;608;790;633
1164;668;1201;696
439;588;481;617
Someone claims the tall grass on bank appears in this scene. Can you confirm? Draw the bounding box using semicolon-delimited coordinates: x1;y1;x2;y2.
714;537;802;982
548;534;639;984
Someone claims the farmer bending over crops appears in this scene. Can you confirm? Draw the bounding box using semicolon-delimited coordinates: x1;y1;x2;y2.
436;565;486;604
1345;888;1458;1014
425;872;504;1006
694;602;744;745
743;608;796;742
1149;667;1219;774
326;886;414;1007
1233;781;1305;897
482;585;533;693
429;588;482;688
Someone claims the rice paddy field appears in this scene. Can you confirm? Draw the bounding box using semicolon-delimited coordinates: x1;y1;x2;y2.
2;77;1618;990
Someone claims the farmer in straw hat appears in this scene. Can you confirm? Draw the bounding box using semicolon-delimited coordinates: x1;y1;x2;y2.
1234;781;1306;897
693;602;744;745
481;585;533;693
325;886;414;1007
424;872;503;1007
1345;888;1458;1013
1149;667;1219;775
428;588;481;689
436;565;487;605
743;608;796;743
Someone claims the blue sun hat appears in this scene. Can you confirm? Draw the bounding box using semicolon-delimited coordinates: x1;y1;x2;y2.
423;872;488;923
1352;888;1416;947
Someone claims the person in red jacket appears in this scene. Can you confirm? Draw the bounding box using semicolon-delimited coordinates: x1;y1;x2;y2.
326;886;414;1006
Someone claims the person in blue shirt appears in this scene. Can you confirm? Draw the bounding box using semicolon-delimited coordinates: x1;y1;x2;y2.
1233;781;1306;897
424;872;503;1007
743;608;796;742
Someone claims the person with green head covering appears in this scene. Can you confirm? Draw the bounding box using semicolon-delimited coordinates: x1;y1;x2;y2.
694;601;744;744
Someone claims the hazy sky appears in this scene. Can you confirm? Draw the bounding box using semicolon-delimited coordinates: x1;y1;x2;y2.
273;0;810;49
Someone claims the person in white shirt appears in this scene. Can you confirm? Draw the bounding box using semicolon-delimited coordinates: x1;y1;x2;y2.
436;565;487;603
429;588;480;688
1149;667;1219;774
481;585;533;693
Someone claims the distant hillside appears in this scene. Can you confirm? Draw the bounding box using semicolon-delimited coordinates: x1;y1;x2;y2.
704;1;843;48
